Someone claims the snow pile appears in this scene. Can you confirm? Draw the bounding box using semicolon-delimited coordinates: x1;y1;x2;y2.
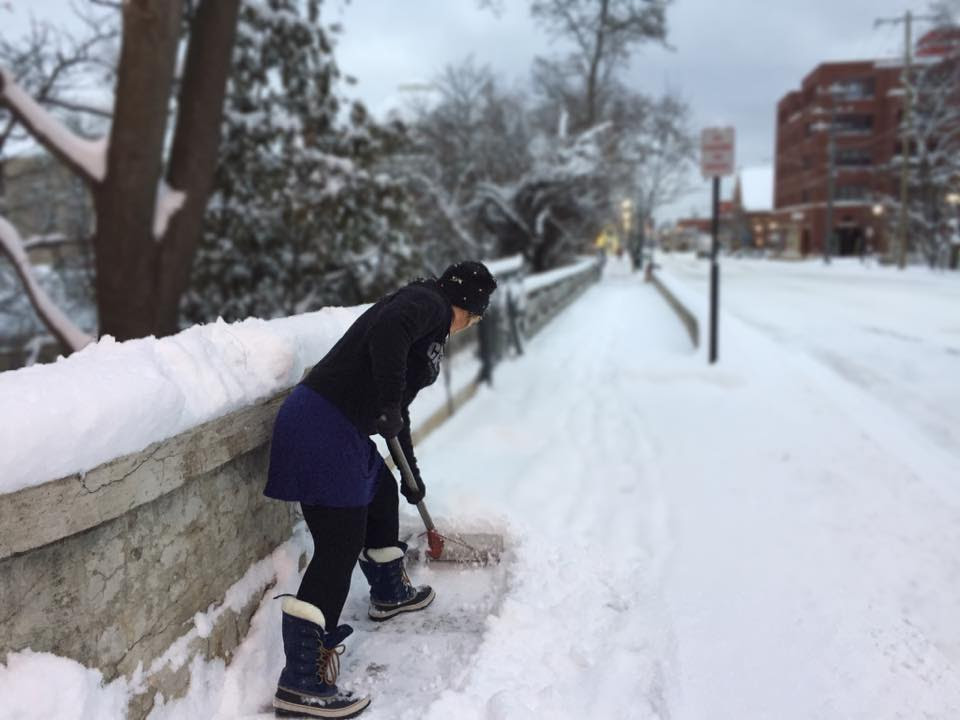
0;307;366;495
0;253;585;496
0;651;129;720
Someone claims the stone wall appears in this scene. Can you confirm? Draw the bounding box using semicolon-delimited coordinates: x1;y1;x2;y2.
0;393;298;716
0;257;601;718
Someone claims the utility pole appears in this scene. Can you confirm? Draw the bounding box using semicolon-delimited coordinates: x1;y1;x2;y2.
710;175;720;364
824;99;836;264
875;10;937;268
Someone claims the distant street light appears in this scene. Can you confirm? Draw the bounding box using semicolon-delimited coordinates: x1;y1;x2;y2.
871;203;886;258
620;198;633;234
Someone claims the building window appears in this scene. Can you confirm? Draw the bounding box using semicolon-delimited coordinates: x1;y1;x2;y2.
831;78;876;100
834;114;873;134
835;185;869;201
835;148;872;166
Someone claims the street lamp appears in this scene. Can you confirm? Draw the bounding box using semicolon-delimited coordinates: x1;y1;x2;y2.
620;198;633;235
871;203;885;258
947;194;960;268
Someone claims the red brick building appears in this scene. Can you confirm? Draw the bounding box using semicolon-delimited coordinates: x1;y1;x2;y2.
774;61;903;257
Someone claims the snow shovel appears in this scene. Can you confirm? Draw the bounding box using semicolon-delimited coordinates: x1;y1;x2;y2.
387;437;503;565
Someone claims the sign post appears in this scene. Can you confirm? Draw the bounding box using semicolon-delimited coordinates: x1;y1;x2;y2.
700;127;735;365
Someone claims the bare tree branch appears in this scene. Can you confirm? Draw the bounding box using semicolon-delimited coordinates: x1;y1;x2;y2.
0;214;93;352
0;68;105;185
41;96;112;120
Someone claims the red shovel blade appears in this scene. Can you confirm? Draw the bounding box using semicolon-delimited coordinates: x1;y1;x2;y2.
426;528;445;560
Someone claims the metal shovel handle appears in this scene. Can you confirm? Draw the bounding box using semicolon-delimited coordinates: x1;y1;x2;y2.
387;436;436;533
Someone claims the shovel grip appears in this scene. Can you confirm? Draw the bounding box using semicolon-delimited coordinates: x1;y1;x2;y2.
387;437;436;533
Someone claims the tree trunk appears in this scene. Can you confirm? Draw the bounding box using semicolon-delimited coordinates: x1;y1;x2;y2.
93;0;183;340
585;0;610;130
155;0;240;336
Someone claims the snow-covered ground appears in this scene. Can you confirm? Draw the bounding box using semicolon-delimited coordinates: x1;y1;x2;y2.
4;255;960;719
657;252;960;463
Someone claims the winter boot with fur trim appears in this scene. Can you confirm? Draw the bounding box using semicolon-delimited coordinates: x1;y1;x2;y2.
358;542;435;621
273;597;371;718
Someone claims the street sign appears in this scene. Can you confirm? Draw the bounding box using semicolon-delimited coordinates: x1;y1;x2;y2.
701;126;735;178
700;126;734;365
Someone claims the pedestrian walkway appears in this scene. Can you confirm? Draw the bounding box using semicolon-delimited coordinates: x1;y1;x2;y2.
216;258;960;720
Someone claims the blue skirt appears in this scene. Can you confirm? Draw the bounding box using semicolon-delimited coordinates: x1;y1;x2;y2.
264;384;384;507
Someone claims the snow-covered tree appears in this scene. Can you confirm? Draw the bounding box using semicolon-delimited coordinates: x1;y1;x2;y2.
905;51;960;266
0;9;114;355
401;57;533;272
879;10;960;267
608;91;695;268
184;0;421;324
476;122;612;270
0;0;241;342
524;0;671;131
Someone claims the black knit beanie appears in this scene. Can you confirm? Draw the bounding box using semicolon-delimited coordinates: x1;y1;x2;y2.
437;261;497;316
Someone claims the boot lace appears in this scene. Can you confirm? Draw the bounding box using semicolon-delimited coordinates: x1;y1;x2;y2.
315;632;345;686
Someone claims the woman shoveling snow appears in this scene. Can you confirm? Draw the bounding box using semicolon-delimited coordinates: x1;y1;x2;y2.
263;261;498;718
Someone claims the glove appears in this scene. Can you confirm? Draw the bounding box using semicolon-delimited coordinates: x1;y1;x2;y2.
375;404;403;439
400;471;426;505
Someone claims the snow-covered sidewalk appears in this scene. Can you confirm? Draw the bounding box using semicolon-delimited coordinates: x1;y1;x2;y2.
164;256;960;719
10;256;960;719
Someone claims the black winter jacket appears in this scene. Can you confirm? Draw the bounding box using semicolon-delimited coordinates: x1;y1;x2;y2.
302;280;452;482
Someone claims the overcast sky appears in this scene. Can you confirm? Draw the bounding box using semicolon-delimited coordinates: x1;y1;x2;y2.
3;0;935;220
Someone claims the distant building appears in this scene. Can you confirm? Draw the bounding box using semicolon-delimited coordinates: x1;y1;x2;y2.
773;60;903;257
730;166;775;251
773;29;960;261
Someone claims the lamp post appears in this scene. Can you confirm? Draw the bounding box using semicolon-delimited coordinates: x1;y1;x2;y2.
790;211;805;257
945;193;960;268
872;203;885;258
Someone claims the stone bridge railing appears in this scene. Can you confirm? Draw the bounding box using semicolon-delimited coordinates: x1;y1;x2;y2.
0;255;602;718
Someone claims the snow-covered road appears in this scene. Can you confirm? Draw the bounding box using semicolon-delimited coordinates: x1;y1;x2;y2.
658;253;960;462
154;257;960;720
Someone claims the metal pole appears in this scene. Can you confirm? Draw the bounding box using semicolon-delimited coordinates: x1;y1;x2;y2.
709;176;720;364
825;100;836;264
874;11;936;267
898;11;913;270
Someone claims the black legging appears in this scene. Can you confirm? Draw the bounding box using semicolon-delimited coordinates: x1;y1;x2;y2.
297;464;400;627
